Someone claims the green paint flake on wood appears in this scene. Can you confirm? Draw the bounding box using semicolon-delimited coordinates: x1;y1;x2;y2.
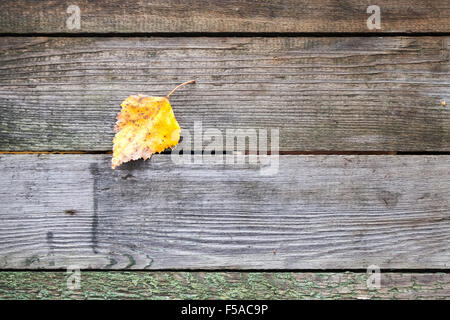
0;272;449;300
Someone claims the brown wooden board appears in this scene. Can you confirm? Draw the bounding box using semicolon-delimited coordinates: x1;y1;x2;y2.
0;0;449;34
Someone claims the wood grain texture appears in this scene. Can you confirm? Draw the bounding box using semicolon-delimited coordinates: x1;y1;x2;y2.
0;0;449;34
1;271;449;299
0;37;449;152
0;154;449;269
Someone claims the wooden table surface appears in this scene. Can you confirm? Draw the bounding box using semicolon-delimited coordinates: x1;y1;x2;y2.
0;0;449;299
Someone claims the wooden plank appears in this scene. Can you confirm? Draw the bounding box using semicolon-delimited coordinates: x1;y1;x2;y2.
0;271;449;299
0;37;449;152
0;154;449;269
0;0;449;34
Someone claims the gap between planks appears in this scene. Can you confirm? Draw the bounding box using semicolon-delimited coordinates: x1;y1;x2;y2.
0;151;397;155
2;151;450;155
1;32;450;38
2;268;450;273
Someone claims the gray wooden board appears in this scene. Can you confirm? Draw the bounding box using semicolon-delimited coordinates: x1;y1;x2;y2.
0;37;449;152
0;0;449;33
0;154;449;269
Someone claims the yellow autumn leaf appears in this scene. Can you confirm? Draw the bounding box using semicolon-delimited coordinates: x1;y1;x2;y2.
112;80;195;169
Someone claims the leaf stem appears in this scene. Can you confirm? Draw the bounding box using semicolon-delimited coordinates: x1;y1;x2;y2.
166;80;196;98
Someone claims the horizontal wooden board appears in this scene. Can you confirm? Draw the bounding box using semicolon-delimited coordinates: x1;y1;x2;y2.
0;0;449;34
0;37;449;152
1;271;449;299
0;154;449;269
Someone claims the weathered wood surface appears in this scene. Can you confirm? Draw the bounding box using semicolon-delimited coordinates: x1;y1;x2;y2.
1;271;449;299
0;154;449;269
0;37;449;152
0;0;449;34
